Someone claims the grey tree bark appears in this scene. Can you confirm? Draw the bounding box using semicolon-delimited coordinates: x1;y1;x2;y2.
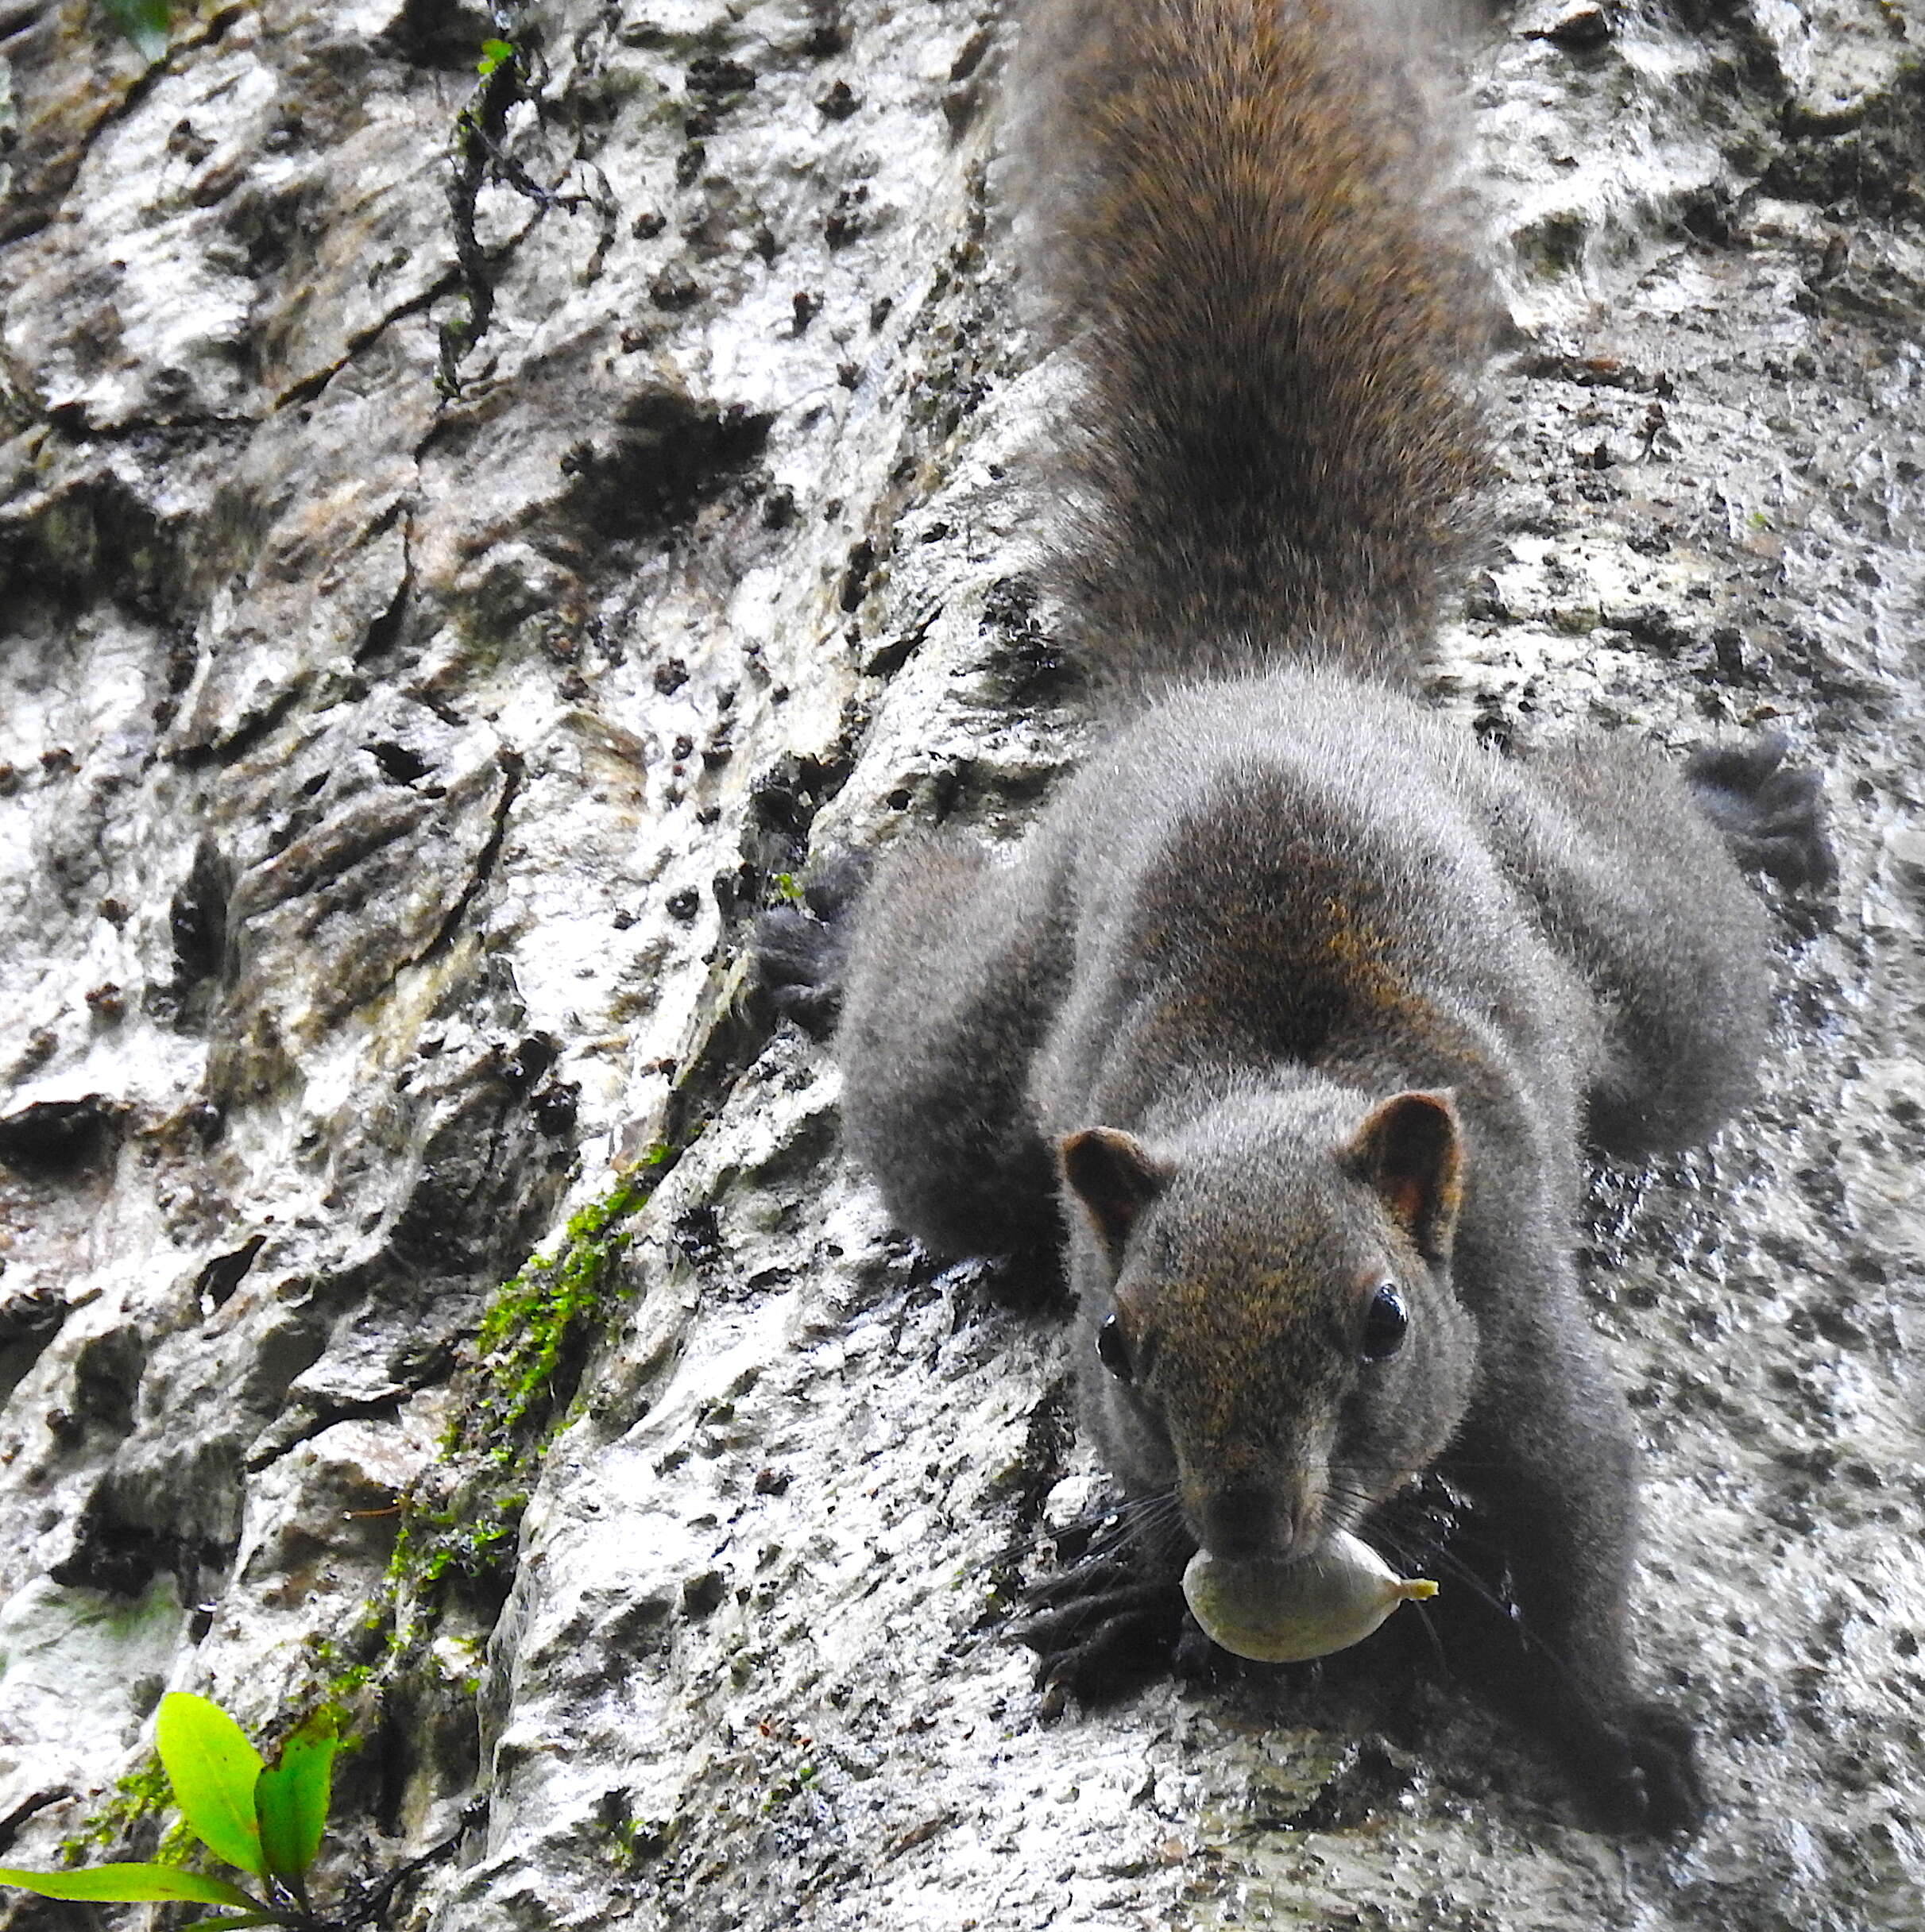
0;0;1920;1927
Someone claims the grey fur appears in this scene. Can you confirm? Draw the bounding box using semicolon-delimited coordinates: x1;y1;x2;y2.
776;0;1834;1840
835;675;1819;1831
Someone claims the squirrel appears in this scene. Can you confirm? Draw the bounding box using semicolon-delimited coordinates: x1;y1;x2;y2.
757;0;1833;1837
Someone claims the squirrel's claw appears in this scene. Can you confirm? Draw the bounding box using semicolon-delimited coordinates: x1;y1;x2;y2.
1019;1555;1144;1609
1622;1701;1707;1837
1010;1500;1200;1710
1012;1531;1190;1698
1564;1700;1707;1837
752;851;872;1038
1014;1576;1189;1714
752;906;843;1037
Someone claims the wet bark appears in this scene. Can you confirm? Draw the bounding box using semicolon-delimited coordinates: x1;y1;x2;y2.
0;0;1920;1926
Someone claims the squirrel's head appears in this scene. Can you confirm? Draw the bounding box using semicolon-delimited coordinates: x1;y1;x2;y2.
1061;1084;1478;1566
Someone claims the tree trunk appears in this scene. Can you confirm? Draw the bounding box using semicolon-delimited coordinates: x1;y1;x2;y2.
0;0;1920;1926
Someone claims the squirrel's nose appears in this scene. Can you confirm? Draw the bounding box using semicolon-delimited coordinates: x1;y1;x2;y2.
1201;1481;1286;1562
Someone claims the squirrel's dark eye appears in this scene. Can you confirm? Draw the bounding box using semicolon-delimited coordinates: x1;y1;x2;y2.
1361;1284;1408;1362
1096;1313;1134;1381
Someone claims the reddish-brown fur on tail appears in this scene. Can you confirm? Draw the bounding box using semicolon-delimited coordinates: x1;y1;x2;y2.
1011;0;1490;695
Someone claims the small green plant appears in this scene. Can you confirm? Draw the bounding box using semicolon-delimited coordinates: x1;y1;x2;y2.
1;1694;339;1926
102;0;171;60
475;37;516;76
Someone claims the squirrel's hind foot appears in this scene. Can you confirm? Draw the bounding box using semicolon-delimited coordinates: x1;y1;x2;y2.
1685;733;1836;890
751;851;872;1037
1567;1699;1707;1837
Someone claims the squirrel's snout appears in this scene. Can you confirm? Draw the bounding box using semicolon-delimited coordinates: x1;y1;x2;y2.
1199;1481;1316;1564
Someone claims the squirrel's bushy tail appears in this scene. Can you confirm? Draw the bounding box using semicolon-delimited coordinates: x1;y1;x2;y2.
1008;0;1491;699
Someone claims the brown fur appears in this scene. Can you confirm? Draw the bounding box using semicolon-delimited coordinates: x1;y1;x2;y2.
1009;0;1490;694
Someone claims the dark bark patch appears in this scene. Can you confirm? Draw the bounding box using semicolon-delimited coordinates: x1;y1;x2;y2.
556;390;771;539
195;1235;267;1312
0;1095;125;1180
377;0;500;71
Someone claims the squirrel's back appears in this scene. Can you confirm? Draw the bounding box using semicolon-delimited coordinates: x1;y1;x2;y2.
1009;0;1491;697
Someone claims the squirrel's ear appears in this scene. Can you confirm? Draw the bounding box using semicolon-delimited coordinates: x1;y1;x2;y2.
1348;1092;1462;1260
1061;1127;1169;1262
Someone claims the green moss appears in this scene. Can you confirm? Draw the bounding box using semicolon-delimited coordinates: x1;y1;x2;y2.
462;1155;667;1448
155;1815;200;1866
56;1760;212;1873
57;1758;169;1863
365;1144;684;1667
609;1813;677;1868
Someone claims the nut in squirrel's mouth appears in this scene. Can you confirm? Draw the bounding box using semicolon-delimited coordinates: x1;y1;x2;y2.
1181;1530;1439;1664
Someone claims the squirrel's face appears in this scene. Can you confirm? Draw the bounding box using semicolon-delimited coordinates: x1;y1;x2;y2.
1061;1088;1479;1566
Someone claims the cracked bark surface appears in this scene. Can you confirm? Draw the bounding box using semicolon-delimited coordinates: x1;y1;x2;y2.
0;0;1921;1928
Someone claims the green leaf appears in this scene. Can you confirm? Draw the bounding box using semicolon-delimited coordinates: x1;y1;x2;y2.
102;0;171;60
477;36;514;75
254;1709;338;1887
0;1863;262;1906
157;1692;267;1876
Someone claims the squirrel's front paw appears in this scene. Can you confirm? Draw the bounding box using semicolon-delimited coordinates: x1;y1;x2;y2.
1569;1700;1706;1837
1685;734;1835;890
1011;1553;1189;1715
